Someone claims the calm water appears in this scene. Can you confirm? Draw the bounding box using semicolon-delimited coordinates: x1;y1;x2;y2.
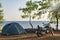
1;21;60;29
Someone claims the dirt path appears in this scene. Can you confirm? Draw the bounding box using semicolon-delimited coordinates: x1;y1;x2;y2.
0;34;60;40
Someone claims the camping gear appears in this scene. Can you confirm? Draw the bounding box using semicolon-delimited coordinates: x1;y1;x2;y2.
2;22;26;35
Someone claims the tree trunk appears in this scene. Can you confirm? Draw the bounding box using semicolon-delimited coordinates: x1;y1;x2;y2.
56;13;58;31
56;18;58;30
29;16;33;29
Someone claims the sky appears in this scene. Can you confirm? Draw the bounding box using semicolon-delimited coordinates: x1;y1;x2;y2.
0;0;49;21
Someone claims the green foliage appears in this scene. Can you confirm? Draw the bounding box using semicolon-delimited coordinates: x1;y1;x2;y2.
19;0;38;19
32;11;42;19
58;13;60;19
0;21;3;23
0;10;3;12
19;0;39;29
19;0;60;30
20;0;60;23
37;0;60;21
51;3;60;20
0;16;3;20
39;2;50;10
0;3;3;24
21;15;29;18
0;3;2;8
34;0;51;19
32;16;35;19
37;0;60;30
26;0;38;10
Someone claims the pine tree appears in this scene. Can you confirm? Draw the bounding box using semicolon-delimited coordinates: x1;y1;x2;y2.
19;0;38;29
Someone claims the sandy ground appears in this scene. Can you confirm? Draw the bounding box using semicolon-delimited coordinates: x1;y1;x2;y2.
0;34;60;40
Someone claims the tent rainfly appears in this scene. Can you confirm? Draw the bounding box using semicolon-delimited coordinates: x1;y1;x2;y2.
2;22;26;35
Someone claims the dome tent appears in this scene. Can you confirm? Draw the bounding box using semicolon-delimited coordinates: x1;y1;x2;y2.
2;22;26;35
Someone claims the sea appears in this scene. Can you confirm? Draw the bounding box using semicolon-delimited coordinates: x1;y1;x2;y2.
1;21;60;29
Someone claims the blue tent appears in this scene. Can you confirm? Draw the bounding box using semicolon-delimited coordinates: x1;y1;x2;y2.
2;22;26;35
